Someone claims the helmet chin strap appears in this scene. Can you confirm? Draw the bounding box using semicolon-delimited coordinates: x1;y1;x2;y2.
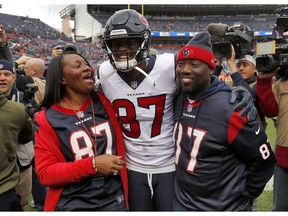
95;69;116;85
134;66;155;86
96;65;155;87
96;66;155;86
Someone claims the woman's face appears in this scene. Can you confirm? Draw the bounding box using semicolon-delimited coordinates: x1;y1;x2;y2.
61;54;95;95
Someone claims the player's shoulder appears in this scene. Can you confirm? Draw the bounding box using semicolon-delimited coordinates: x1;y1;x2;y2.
157;52;175;60
98;60;114;75
153;53;176;69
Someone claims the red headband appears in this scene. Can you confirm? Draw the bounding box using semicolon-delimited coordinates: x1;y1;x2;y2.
176;45;215;70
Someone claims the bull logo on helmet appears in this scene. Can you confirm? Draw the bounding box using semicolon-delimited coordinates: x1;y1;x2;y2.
139;15;149;29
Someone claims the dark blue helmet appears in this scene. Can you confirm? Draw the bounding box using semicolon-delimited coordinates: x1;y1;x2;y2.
102;9;151;71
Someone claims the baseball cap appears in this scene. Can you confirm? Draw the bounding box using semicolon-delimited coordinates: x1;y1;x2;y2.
0;59;15;74
237;55;256;66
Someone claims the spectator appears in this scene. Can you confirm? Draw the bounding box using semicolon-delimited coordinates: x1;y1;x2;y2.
0;23;14;64
214;49;267;130
229;51;267;130
15;55;48;211
33;52;128;211
16;57;46;104
0;60;33;211
98;9;258;211
173;32;275;211
256;67;288;211
0;59;34;210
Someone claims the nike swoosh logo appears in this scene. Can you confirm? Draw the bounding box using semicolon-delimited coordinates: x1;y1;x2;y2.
255;125;260;135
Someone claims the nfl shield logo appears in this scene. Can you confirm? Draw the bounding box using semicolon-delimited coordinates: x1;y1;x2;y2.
187;104;193;112
131;81;138;89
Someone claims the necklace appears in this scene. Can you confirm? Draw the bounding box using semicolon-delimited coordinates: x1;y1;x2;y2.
63;96;97;155
63;97;85;119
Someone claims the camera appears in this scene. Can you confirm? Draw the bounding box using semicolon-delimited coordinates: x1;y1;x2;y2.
23;83;38;107
62;44;77;54
16;67;25;75
23;83;38;118
255;37;288;74
276;7;288;32
255;7;288;75
207;22;254;59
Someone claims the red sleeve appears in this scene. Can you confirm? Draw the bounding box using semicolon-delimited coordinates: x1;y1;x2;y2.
97;91;129;210
256;77;279;117
34;110;95;187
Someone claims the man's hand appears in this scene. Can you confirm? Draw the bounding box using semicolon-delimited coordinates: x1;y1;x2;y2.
52;45;63;58
15;55;31;66
230;86;257;121
258;67;279;79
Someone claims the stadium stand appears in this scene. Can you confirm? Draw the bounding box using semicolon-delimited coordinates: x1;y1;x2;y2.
0;4;286;67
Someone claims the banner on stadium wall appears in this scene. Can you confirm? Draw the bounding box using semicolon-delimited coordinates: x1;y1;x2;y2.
151;31;288;37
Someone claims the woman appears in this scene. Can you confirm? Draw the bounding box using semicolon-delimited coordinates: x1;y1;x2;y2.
33;53;128;211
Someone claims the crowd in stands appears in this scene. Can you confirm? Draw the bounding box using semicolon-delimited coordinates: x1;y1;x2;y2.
0;11;278;70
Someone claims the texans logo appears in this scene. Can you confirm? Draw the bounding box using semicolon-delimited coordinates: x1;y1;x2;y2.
184;48;190;58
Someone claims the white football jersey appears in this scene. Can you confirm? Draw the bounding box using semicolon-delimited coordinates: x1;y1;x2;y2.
98;53;178;173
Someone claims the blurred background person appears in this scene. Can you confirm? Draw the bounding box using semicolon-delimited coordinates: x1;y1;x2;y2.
0;59;33;211
0;58;34;210
257;67;288;211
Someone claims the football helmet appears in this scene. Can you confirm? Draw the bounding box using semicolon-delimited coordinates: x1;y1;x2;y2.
102;9;151;72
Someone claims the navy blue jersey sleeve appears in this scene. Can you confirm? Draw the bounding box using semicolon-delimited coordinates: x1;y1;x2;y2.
227;112;276;198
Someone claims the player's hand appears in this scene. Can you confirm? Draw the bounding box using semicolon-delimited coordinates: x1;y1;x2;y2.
94;154;125;176
230;86;257;121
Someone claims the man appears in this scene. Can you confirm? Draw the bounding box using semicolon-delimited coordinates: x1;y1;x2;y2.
0;23;14;64
214;50;267;132
229;53;267;130
173;32;275;211
0;58;35;210
256;66;288;211
15;57;47;210
0;59;33;211
16;57;46;104
97;9;257;211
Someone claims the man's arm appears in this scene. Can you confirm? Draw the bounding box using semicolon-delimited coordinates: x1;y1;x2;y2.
228;112;276;198
256;72;279;117
0;24;14;64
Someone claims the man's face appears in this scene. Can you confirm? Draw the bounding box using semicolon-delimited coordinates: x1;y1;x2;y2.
0;70;16;96
176;59;211;99
236;60;256;80
110;38;141;62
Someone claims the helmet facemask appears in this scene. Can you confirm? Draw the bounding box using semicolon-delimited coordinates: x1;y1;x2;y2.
99;9;155;86
104;32;150;72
